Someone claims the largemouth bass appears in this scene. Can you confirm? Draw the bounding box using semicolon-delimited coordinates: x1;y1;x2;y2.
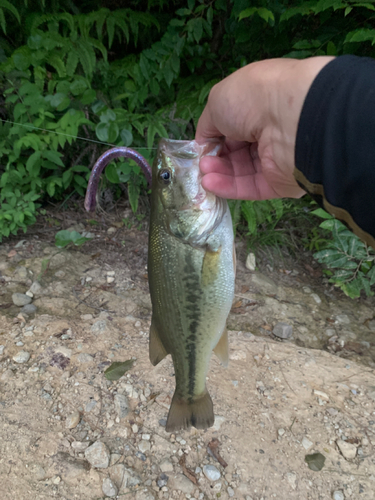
84;139;235;432
148;139;235;431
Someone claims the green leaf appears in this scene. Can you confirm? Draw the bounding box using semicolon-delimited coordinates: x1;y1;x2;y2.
239;7;274;23
105;163;120;183
100;109;116;123
305;452;326;472
120;128;133;147
311;208;333;219
70;79;88;96
128;180;140;213
104;360;135;380
0;0;20;23
55;230;92;248
26;151;42;176
345;29;375;44
96;122;119;143
44;150;64;167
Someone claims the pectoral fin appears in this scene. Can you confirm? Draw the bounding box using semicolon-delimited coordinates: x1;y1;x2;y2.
213;327;229;367
149;319;168;366
201;247;221;287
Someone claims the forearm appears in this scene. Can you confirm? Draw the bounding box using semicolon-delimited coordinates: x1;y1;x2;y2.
294;55;375;249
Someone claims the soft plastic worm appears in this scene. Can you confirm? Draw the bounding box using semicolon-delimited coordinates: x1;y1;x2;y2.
84;147;152;211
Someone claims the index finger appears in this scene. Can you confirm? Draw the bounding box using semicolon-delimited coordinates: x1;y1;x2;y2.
195;103;223;144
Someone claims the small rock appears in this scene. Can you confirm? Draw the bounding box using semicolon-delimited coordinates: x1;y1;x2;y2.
71;441;89;451
337;439;357;460
107;271;115;276
0;345;5;355
25;290;33;298
85;441;111;468
212;415;226;431
285;471;297;490
30;464;47;481
142;434;151;441
273;322;293;339
66;411;80;429
13;351;30;363
135;451;146;462
54;270;65;278
16;341;24;347
114;394;130;419
12;293;32;306
302;286;312;294
336;314;350;324
203;464;221;481
311;293;321;304
313;390;329;401
332;491;344;500
158;418;167;427
157;473;168;488
170;473;195;494
91;320;107;334
55;346;72;358
1;369;14;381
135;489;155;500
21;304;37;315
109;454;121;467
132;424;139;433
107;277;115;284
102;477;118;497
81;314;93;321
325;328;336;337
107;227;116;234
28;281;42;296
160;459;174;473
52;475;61;484
139;441;150;453
77;353;94;363
245;253;256;271
302;437;313;450
228;486;235;497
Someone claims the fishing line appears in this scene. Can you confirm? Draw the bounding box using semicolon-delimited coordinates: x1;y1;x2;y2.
0;118;157;149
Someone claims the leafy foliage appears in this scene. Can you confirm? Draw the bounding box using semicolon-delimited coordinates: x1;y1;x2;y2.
1;0;374;301
312;209;375;298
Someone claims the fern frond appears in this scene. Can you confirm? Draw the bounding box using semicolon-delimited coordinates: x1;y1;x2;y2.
0;0;20;24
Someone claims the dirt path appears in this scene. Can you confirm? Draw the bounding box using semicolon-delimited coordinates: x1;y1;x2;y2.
1;218;375;500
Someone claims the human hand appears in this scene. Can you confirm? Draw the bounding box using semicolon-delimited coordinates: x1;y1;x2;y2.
195;57;334;200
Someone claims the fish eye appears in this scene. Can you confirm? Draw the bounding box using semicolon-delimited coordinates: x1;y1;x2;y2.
159;168;172;184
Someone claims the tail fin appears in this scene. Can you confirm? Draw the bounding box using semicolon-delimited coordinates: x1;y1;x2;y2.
166;391;214;432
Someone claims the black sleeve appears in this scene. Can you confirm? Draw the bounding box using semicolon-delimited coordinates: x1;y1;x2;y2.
294;55;375;250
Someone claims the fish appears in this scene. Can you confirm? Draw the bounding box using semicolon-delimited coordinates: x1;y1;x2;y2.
84;139;236;432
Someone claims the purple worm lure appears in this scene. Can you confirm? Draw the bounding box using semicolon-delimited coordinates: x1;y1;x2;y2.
84;147;152;212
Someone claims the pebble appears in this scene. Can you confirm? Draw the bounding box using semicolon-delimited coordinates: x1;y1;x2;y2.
158;418;167;427
77;353;94;363
273;322;293;339
107;276;115;284
311;293;321;304
303;286;312;294
285;472;297;490
325;328;336;337
203;464;221;481
81;314;93;321
135;451;146;462
71;441;89;451
142;434;151;440
245;253;256;271
157;473;168;488
102;477;118;497
0;345;4;355
16;341;24;346
278;428;285;437
21;304;37;314
65;411;81;429
54;270;65;278
26;290;33;298
170;473;195;494
228;486;235;497
91;320;107;334
336;439;357;460
28;281;42;295
336;314;350;324
302;437;313;450
313;390;329;401
332;491;344;500
132;424;139;433
13;351;30;363
212;415;226;431
107;227;116;234
139;441;150;453
160;459;174;472
85;441;111;468
12;293;32;306
114;393;130;419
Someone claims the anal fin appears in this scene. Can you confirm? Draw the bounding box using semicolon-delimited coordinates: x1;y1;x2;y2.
166;391;214;432
149;319;168;366
214;327;229;367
